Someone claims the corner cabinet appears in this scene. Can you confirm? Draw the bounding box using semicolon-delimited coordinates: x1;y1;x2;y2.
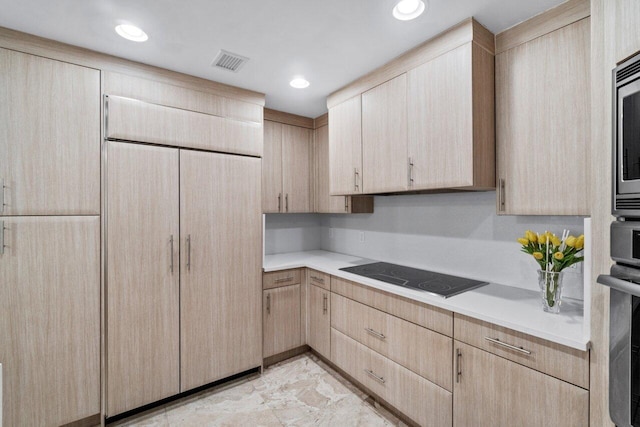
262;120;312;213
496;17;590;215
329;95;363;196
262;269;303;358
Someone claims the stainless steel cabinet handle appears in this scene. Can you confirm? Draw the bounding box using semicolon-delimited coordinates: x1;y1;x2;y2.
498;179;506;212
285;194;289;212
169;235;174;274
364;327;386;340
274;276;294;283
310;275;325;283
0;220;5;255
186;234;191;271
363;369;385;384
266;293;271;314
344;196;348;212
323;293;328;314
456;349;462;383
408;157;414;187
484;336;531;355
0;179;5;214
354;168;360;192
278;193;282;212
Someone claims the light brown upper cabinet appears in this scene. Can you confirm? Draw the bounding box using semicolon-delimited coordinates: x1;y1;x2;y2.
496;17;590;215
0;48;100;216
0;216;100;426
327;19;495;196
314;123;374;213
329;95;363;195
262;120;312;213
362;74;409;193
408;43;495;191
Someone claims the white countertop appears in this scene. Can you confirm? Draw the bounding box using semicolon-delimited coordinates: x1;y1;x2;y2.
264;250;589;351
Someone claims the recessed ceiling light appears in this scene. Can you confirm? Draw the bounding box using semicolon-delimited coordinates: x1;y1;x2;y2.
290;77;310;89
115;24;148;42
392;0;426;21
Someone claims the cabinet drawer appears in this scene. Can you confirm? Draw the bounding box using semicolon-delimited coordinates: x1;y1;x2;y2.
263;269;302;290
331;328;452;427
331;277;453;336
332;293;452;391
308;269;330;291
454;314;589;389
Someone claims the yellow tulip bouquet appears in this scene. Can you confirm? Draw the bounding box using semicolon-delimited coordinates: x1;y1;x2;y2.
517;230;584;313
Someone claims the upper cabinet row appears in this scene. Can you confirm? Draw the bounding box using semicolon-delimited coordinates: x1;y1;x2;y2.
328;22;495;196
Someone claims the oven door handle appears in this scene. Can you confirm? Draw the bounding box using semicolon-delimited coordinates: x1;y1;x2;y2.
597;274;640;297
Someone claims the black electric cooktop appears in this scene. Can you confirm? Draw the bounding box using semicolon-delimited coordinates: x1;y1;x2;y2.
340;262;488;298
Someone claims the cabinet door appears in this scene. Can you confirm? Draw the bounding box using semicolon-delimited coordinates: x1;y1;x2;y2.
315;125;347;212
106;142;180;416
496;19;590;215
180;150;262;391
329;96;363;195
362;74;408;193
263;120;283;213
307;284;330;359
0;48;100;215
0;216;99;426
263;285;302;358
408;44;475;190
454;341;588;427
282;124;312;212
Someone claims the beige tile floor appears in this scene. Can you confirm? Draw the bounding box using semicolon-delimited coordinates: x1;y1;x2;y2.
111;353;408;427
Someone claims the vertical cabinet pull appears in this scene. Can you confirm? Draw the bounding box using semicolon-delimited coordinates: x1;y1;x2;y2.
456;349;462;383
0;179;5;214
323;293;328;314
344;196;349;212
169;235;174;273
186;234;191;271
498;179;506;212
285;194;289;212
354;168;360;192
266;293;271;314
408;157;414;187
0;220;5;255
278;193;282;212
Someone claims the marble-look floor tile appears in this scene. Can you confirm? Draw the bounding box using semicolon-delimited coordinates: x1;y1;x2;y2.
109;353;407;427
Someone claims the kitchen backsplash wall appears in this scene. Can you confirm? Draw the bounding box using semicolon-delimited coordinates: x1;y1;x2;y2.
319;192;587;299
264;213;322;255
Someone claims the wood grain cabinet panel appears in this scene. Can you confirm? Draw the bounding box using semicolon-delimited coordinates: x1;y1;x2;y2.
263;285;302;358
307;283;331;359
282;124;312;212
313;124;373;213
331;293;452;391
362;74;409;193
262;121;284;213
263;268;302;290
307;269;330;291
329;96;363;195
106;142;180;416
0;48;100;215
180;150;262;391
0;216;100;426
332;329;452;427
453;341;588;427
496;18;590;215
408;43;495;191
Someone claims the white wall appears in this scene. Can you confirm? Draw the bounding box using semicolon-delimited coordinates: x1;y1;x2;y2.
264;213;322;254
319;192;587;299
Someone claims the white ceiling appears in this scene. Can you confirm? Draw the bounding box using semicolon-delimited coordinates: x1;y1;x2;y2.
0;0;565;118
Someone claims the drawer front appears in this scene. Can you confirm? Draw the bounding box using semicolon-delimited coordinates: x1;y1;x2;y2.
454;314;589;389
308;269;330;291
331;276;453;336
332;293;452;391
263;269;302;290
331;328;452;427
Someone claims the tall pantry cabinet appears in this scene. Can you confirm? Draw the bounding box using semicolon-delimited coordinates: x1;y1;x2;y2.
0;48;101;426
104;84;263;417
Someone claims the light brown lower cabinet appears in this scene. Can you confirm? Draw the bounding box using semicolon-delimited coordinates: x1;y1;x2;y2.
263;284;302;358
453;341;589;427
0;216;100;426
307;283;331;359
332;328;452;427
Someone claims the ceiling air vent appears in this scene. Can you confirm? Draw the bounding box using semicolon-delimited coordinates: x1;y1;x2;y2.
211;50;249;73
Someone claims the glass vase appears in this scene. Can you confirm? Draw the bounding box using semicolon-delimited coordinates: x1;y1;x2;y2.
537;270;564;314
